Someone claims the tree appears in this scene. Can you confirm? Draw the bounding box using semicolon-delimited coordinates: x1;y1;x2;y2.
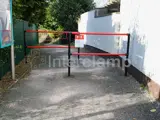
13;0;49;25
50;0;95;31
42;2;59;30
108;0;120;5
106;0;120;13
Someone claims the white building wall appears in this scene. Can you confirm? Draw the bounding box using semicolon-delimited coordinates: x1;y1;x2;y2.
78;11;121;54
79;0;160;85
120;0;160;85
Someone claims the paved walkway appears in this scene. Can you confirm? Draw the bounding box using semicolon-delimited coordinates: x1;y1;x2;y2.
0;46;159;120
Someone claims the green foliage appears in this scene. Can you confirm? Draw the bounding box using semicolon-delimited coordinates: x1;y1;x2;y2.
42;4;58;29
108;0;120;5
49;25;64;38
13;0;95;31
106;0;120;13
0;47;10;67
13;0;49;25
50;0;95;31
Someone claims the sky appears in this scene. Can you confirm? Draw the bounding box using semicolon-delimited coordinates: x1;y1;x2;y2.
94;0;108;8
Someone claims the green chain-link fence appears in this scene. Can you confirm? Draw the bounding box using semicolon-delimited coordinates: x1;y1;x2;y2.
0;20;38;80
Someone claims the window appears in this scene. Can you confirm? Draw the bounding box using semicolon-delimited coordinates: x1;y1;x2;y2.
95;7;108;18
94;2;120;18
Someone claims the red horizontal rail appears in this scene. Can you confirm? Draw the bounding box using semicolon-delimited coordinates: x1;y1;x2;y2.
27;46;76;49
72;52;126;56
26;30;70;34
26;30;129;36
72;32;129;36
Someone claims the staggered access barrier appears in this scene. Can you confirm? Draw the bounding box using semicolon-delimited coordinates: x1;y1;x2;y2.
24;30;130;77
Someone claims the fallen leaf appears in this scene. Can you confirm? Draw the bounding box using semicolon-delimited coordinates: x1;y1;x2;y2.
150;109;156;113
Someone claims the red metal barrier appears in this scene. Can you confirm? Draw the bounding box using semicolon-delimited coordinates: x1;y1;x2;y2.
26;30;70;34
25;30;130;77
72;52;126;56
27;46;76;49
26;30;128;36
72;32;128;36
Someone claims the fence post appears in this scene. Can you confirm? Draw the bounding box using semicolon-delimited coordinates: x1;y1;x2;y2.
78;48;80;60
11;45;15;80
125;33;130;76
68;32;71;76
24;30;27;63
